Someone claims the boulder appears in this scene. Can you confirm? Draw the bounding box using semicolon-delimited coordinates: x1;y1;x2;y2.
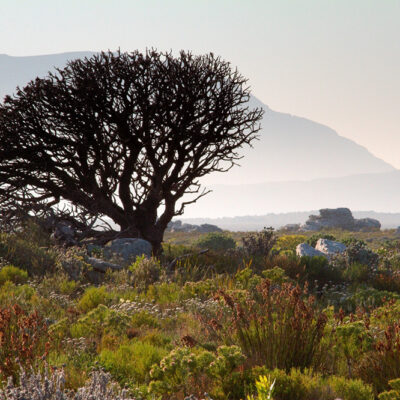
85;257;122;273
296;243;326;258
281;223;301;232
354;218;381;231
303;208;380;231
103;238;152;263
315;238;346;258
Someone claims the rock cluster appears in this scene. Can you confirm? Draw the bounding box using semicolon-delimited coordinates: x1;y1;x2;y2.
303;208;380;231
167;220;222;233
296;238;347;260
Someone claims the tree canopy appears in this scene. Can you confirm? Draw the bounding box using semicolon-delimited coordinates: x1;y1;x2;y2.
0;50;263;253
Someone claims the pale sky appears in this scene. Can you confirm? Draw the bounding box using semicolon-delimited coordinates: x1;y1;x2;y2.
1;0;399;168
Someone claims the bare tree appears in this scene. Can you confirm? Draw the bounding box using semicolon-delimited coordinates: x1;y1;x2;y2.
0;50;263;254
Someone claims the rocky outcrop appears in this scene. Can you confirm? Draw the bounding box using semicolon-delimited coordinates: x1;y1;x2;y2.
315;239;346;258
103;238;152;263
85;257;122;273
167;220;222;233
296;243;326;258
296;239;347;259
303;208;380;231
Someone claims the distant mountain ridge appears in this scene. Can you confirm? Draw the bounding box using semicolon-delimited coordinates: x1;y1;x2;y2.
182;210;400;232
0;52;395;184
183;170;400;219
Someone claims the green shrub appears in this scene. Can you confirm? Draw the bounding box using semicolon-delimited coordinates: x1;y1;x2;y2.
77;286;113;313
262;267;292;285
378;378;400;399
247;375;275;400
0;232;56;275
99;340;167;385
275;235;307;255
70;304;130;339
235;266;262;290
195;232;236;251
209;281;327;371
247;368;373;400
129;256;161;290
0;265;28;285
148;345;245;398
343;262;371;283
327;375;374;400
302;255;342;284
242;227;276;257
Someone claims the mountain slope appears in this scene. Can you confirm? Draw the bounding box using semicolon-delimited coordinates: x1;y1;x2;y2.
0;52;395;184
203;96;394;184
0;52;94;100
182;170;400;218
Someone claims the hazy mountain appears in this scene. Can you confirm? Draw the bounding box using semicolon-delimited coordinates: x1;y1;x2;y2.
0;52;94;101
0;52;394;184
203;96;395;184
182;170;400;219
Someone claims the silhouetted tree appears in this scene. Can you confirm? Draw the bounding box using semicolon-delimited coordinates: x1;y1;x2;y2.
0;50;263;254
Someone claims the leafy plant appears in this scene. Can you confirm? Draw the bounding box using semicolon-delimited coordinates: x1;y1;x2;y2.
0;265;28;285
195;232;236;251
0;304;50;382
242;227;276;258
247;375;275;400
77;286;113;313
207;280;327;371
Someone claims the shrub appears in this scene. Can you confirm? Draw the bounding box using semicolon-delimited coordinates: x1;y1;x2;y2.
128;255;161;290
242;227;276;258
77;286;113;313
0;265;28;285
356;321;400;393
70;304;130;340
100;341;167;385
301;256;341;285
378;378;400;399
275;235;307;255
345;240;378;268
0;232;56;275
0;304;50;382
148;345;245;399
0;368;136;400
247;368;373;400
247;375;275;400
195;232;236;251
207;280;327;371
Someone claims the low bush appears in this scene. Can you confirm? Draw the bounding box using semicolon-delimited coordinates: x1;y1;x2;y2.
129;255;162;291
77;286;114;313
100;340;167;385
0;265;28;285
149;345;245;399
0;304;50;382
206;280;327;371
356;321;400;393
195;232;236;251
248;367;373;400
242;227;276;258
0;233;56;275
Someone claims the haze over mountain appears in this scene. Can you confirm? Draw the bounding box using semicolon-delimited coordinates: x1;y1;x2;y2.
184;170;400;219
1;52;398;220
1;52;394;184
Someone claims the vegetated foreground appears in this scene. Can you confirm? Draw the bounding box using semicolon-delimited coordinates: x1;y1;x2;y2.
3;224;400;399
